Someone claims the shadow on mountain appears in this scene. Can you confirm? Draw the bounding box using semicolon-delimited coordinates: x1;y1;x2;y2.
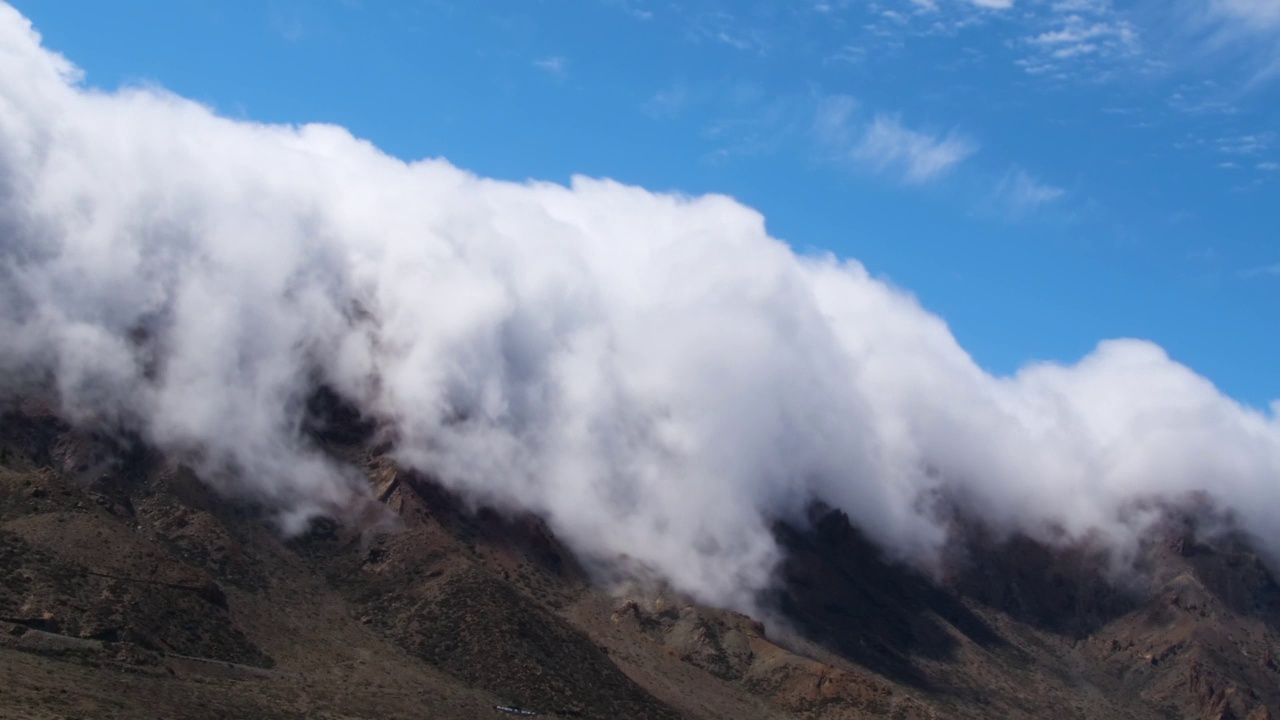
767;505;1005;690
1150;510;1280;633
944;523;1141;640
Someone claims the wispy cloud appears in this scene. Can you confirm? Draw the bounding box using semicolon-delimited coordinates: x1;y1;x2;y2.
853;115;976;183
909;0;1013;11
643;83;689;119
1216;131;1275;155
824;44;868;66
851;0;1002;51
1168;82;1240;116
682;0;1280;93
701;94;799;164
1240;262;1280;278
269;5;308;43
533;55;568;80
993;168;1066;216
1076;1;1268;87
690;83;811;165
1018;1;1141;80
1181;128;1280;175
689;11;772;55
813;94;859;147
1034;0;1280;86
599;0;653;21
1193;0;1280;82
815;95;976;183
1211;0;1280;26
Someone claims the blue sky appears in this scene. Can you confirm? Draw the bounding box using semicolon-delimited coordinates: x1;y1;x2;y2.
16;0;1278;407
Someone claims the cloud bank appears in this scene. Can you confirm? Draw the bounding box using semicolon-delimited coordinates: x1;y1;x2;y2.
1;4;1278;611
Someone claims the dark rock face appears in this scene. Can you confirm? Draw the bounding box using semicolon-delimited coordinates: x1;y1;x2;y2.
2;402;1280;720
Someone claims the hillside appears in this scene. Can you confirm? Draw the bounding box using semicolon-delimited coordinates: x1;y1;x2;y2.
2;399;1279;720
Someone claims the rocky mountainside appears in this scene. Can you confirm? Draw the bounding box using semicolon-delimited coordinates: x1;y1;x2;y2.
2;398;1279;720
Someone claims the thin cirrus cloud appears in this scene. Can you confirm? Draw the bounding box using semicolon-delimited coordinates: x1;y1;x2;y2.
1203;0;1280;30
1240;262;1280;278
856;115;977;183
909;0;1015;9
930;0;1278;85
780;0;1280;88
1198;0;1280;81
815;95;976;184
1033;0;1280;83
994;168;1067;215
533;55;568;80
1017;1;1141;79
642;82;690;119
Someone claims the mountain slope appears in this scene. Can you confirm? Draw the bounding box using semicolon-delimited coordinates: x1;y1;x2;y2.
2;401;1278;720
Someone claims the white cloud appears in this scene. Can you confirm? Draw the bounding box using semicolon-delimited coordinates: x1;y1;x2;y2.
1217;131;1275;155
689;11;771;55
642;82;689;119
1179;0;1280;82
912;0;1014;8
4;3;1280;617
886;0;1280;86
814;96;974;183
824;43;868;65
813;93;859;145
1033;22;1117;45
1168;84;1240;115
1020;2;1141;80
600;0;653;21
1241;262;1280;277
994;169;1066;215
853;114;976;183
533;55;567;79
1209;0;1280;28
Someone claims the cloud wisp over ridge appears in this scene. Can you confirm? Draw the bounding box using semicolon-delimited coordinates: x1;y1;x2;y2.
1;4;1279;614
